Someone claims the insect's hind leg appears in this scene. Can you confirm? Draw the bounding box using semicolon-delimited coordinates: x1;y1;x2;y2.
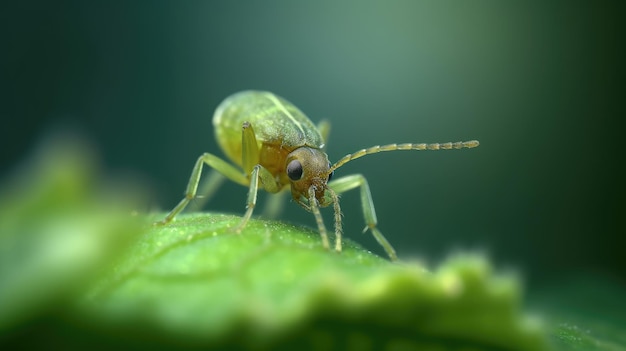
261;189;288;219
328;174;398;261
189;169;227;211
317;120;331;148
156;153;248;225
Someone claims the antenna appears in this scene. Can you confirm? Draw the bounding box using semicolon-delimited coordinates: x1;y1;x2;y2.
328;140;479;175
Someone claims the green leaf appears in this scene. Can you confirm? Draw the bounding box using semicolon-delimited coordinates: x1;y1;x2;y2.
0;137;145;331
80;213;548;350
531;277;626;351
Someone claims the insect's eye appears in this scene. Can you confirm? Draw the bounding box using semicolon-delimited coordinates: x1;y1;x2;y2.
287;160;303;181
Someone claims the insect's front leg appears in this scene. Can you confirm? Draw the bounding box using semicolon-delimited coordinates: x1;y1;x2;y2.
156;153;248;225
328;174;398;261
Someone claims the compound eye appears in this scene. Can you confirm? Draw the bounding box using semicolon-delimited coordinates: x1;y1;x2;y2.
287;160;303;181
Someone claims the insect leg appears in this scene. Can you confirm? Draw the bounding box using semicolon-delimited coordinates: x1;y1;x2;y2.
242;121;259;175
233;121;285;232
156;153;248;225
261;189;288;219
325;187;342;252
308;186;331;250
235;164;279;232
189;169;227;211
316;119;331;148
328;174;398;261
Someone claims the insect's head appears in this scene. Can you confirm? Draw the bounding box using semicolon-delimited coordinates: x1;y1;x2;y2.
285;147;334;206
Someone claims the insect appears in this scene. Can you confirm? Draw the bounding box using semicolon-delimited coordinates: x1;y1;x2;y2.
157;91;479;260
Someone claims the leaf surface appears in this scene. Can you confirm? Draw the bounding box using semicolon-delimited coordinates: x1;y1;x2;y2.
83;213;548;350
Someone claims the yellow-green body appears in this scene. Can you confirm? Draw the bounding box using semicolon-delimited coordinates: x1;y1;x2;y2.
213;91;325;191
214;91;324;165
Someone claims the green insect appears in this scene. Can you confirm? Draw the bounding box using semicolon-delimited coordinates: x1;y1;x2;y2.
157;91;479;260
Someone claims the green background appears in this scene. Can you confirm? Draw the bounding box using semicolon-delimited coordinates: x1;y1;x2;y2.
1;0;623;288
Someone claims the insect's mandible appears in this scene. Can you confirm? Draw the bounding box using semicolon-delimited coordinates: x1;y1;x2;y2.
156;90;479;260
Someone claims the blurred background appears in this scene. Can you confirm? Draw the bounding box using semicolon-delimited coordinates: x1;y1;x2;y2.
1;1;623;287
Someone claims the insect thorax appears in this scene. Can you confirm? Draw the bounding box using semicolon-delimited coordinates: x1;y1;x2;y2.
258;143;292;186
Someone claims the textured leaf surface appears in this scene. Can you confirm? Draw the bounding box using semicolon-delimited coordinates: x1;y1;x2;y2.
82;213;548;350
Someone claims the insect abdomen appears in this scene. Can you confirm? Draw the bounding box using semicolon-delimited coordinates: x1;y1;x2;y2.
213;91;323;165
